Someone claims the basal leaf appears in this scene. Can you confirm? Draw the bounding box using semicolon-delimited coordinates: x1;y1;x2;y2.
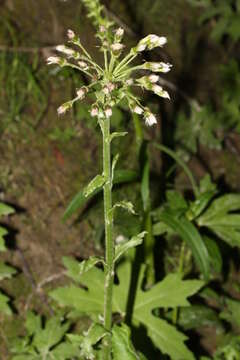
159;208;210;280
51;260;203;359
0;261;16;280
0;291;12;315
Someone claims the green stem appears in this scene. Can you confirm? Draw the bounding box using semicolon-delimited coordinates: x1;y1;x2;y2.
172;243;186;324
102;117;114;359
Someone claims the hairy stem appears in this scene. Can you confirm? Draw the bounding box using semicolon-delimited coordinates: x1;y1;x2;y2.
102;117;114;359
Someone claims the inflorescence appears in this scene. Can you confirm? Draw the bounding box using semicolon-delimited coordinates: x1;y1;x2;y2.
47;28;172;126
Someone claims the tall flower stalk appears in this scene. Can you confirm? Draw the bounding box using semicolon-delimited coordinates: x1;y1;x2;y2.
47;22;171;359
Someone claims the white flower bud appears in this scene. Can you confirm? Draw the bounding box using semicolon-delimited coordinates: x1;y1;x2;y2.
145;112;157;126
144;62;172;73
149;74;159;83
111;43;125;54
103;87;110;95
90;107;99;117
116;28;124;37
57;102;71;115
126;79;134;86
56;45;75;57
115;235;125;244
78;61;89;70
99;25;106;33
105;107;112;118
136;43;147;52
133;106;143;115
47;56;61;65
67;29;75;40
76;87;87;99
152;84;170;99
159;62;172;73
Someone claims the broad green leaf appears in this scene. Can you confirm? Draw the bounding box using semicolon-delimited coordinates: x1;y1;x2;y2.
152;221;173;236
0;202;15;216
0;229;7;251
83;174;105;198
63;256;104;281
110;132;128;142
63;169;138;221
114;232;146;263
33;316;70;354
25;312;42;335
51;343;79;359
220;298;240;327
159;208;210;280
166;190;188;212
187;190;216;220
0;291;12;315
112;324;140;360
51;261;203;360
0;261;16;280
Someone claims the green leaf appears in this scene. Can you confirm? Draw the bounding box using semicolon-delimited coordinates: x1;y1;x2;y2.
63;169;138;221
63;256;104;281
33;316;70;354
112;200;136;215
110;132;128;142
187;190;216;220
0;229;7;251
25;312;42;335
51;261;203;360
197;194;240;247
159;208;210;280
0;202;15;216
83;174;105;198
51;343;79;359
0;261;16;280
112;324;140;360
203;236;222;273
112;153;119;183
114;232;146;263
0;291;12;315
220;298;240;327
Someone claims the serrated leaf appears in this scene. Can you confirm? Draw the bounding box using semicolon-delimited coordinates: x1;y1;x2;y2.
114;232;146;263
25;312;42;335
0;261;16;280
187;190;216;220
63;256;103;282
220;298;240;327
159;208;210;280
83;174;105;198
112;324;140;360
0;202;15;216
63;170;138;221
51;343;79;360
51;261;203;360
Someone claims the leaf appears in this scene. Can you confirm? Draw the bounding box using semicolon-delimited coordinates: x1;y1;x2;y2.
0;229;7;251
203;236;222;273
83;174;105;198
112;200;136;215
197;194;240;247
0;291;12;315
187;190;216;220
51;261;203;359
0;261;16;280
25;312;42;335
63;256;104;281
0;202;15;216
51;343;79;360
112;153;119;183
110;132;128;142
159;208;210;280
112;324;140;360
33;316;70;354
220;298;240;327
63;169;138;221
114;232;146;263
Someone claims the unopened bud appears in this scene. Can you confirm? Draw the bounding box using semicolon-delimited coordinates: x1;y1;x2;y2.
47;56;61;65
111;43;125;55
57;102;71;115
78;61;89;70
105;107;112;118
145;112;157;126
56;45;75;57
133;106;143;115
67;29;75;40
90;107;99;117
76;87;87;99
149;74;159;83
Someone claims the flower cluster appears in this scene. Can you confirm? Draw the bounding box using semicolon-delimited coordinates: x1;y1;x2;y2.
47;27;172;126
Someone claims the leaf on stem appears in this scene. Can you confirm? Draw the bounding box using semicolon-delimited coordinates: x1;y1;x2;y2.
114;232;146;263
83;174;106;198
63;256;104;281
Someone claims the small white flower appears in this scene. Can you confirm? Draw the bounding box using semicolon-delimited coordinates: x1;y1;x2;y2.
136;43;147;52
105;107;112;118
152;84;163;94
76;88;86;99
78;61;89;70
56;45;75;56
99;25;106;33
103;87;110;95
126;78;134;86
115;235;125;244
111;43;125;52
90;107;99;117
145;112;157;126
133;106;143;115
67;29;75;40
116;28;124;37
159;62;172;73
57;104;68;115
149;74;159;83
47;56;61;65
149;35;167;47
160;90;170;99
